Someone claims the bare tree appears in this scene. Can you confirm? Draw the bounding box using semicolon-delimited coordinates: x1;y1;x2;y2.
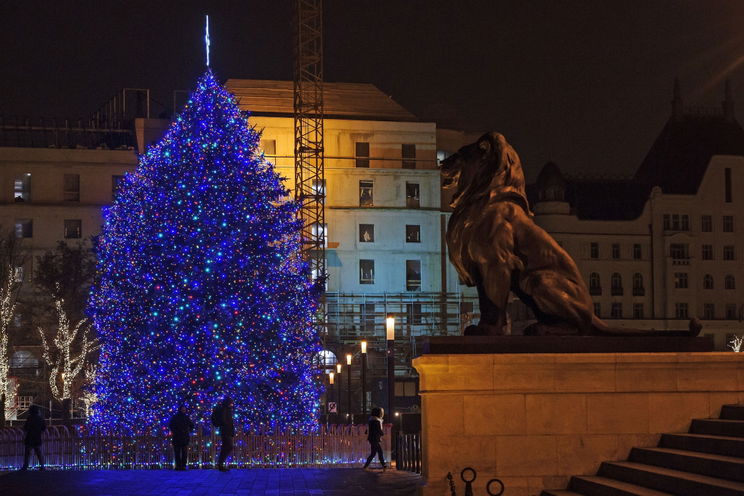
38;295;97;421
0;233;26;426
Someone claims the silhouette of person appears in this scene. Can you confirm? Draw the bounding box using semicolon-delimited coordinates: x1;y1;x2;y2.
212;397;235;472
20;405;46;470
169;404;194;470
363;406;387;471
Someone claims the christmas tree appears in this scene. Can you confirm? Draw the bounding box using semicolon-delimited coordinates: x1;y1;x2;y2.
88;70;321;435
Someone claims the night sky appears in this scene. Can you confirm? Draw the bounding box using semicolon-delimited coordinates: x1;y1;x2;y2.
3;1;744;180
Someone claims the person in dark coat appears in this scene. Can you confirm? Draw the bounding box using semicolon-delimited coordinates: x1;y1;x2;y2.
21;405;46;470
363;406;387;471
213;397;235;472
168;405;194;470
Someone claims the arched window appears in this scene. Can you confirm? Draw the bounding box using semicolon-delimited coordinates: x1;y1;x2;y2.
632;273;644;295
725;275;736;290
589;273;601;295
703;274;714;290
611;273;623;295
316;350;338;369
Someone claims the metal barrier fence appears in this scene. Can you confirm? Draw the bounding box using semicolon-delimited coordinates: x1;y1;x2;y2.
396;433;422;473
0;424;391;470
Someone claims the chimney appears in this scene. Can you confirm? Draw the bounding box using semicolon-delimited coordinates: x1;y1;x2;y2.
723;79;735;121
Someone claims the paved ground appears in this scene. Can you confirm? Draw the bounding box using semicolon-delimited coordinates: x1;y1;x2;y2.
0;468;422;496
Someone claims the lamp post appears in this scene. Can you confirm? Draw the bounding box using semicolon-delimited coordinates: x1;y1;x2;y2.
346;353;352;424
328;372;335;425
386;315;396;464
360;340;368;416
336;362;342;424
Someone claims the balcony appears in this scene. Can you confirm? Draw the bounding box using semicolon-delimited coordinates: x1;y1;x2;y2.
611;287;624;296
632;287;645;296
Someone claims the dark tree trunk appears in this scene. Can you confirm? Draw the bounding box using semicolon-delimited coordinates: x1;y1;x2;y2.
0;393;5;427
62;398;72;422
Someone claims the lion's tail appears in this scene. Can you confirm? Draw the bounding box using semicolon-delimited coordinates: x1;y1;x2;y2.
590;315;702;337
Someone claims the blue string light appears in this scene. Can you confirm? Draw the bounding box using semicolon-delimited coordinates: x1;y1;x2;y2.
87;69;322;436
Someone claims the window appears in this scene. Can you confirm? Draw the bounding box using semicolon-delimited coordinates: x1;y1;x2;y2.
14;173;31;202
359;224;374;242
725;275;736;290
723;245;735;260
726;304;738;320
703;303;715;320
64;174;80;201
633;244;642;260
663;214;670;230
359;259;374;284
402;144;416;169
670;243;689;261
703;274;714;290
611;303;622;319
311;179;326;197
611;273;623;296
359;180;373;207
14;219;32;238
674;272;688;289
681;215;689;231
589;273;601;295
112;175;125;198
701;215;712;232
723;216;734;233
702;244;713;260
406;182;420;208
64;219;82;239
632;273;644;296
355;142;370;168
13;267;23;284
395;381;417;397
311;223;327;247
633;303;644;319
672;214;680;230
407;303;422;324
590;242;599;259
725;167;732;203
611;244;620;259
406;225;421;243
260;138;276;156
406;260;421;291
593;303;601;317
361;303;375;333
675;303;689;319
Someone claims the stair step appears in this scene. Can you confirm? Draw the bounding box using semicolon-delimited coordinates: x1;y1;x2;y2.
629;447;744;482
569;475;674;495
660;432;744;458
690;418;744;438
599;461;744;496
721;404;744;421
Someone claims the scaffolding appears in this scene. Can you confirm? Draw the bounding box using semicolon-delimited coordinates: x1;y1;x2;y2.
294;0;327;338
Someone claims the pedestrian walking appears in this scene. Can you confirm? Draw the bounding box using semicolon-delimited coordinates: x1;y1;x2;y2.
169;404;195;470
20;405;46;471
363;406;387;471
211;396;235;472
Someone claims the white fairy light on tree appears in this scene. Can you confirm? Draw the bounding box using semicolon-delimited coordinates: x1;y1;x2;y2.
729;334;743;352
38;296;97;406
80;363;98;417
0;266;20;423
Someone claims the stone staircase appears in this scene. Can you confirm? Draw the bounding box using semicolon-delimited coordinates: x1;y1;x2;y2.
542;404;744;496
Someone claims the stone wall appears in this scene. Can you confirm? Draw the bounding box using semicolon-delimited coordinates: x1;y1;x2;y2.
413;352;744;496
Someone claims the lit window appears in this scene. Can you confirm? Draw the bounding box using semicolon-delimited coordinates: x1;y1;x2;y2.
311;223;327;247
260;139;276;156
359;224;374;243
311;179;326;197
359;259;374;284
64;219;82;239
359;180;373;207
14;173;31;202
15;219;32;238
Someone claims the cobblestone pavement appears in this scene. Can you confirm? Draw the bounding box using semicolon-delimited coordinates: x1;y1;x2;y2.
0;467;422;496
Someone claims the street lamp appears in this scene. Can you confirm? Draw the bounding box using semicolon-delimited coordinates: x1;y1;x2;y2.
346;353;352;424
386;315;396;463
328;372;335;425
360;340;368;416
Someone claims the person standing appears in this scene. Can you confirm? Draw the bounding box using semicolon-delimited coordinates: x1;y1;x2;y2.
169;405;194;470
211;397;235;472
363;407;387;471
20;405;46;471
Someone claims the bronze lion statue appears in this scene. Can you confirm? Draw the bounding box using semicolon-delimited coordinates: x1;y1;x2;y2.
442;132;699;336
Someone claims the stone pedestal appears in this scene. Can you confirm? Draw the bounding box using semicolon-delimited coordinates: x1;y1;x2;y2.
413;352;744;496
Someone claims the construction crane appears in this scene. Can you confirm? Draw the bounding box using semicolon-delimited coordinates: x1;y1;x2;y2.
293;0;326;342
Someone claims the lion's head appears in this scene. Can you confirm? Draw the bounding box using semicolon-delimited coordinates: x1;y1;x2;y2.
441;132;528;210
